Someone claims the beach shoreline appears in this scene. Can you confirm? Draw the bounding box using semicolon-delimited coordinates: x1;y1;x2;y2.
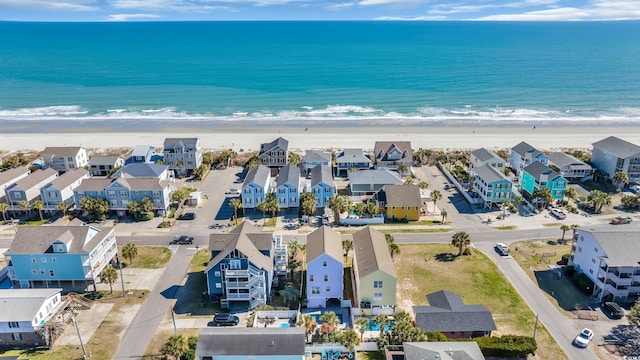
2;121;639;153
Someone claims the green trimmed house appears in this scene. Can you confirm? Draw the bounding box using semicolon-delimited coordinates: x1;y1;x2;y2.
520;161;567;200
472;165;513;209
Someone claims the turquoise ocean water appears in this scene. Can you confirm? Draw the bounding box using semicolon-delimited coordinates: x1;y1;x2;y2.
1;21;640;126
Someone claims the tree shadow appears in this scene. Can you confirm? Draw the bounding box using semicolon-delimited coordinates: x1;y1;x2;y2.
435;253;456;262
173;272;219;316
604;325;640;356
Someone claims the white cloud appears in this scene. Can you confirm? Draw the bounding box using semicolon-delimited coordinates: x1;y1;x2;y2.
374;15;447;20
474;7;589;20
326;2;356;10
359;0;427;6
588;0;640;20
110;0;304;10
0;0;98;11
428;0;559;15
108;13;164;20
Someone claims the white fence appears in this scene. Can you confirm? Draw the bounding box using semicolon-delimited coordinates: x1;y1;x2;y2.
340;214;385;226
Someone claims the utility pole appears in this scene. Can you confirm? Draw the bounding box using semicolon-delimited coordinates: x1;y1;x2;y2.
171;310;177;334
116;253;125;297
71;311;87;359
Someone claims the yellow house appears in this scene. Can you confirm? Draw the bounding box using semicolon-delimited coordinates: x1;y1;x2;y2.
378;184;422;222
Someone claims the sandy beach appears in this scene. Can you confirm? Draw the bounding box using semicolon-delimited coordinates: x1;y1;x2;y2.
1;122;639;153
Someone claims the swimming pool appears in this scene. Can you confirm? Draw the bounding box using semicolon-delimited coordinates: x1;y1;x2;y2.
279;323;291;328
365;319;395;332
310;313;344;324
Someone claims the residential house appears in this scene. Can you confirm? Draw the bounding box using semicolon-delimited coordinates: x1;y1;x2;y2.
310;164;335;208
0;289;64;347
0;166;30;203
5;168;58;212
205;222;276;309
335;148;370;177
508;142;548;175
591;136;640;182
376;184;421;221
5;226;118;290
241;165;271;210
110;163;172;181
547;152;593;182
352;226;397;312
349;169;403;196
40;147;88;173
195;327;305;360
303;150;332;176
413;290;497;339
520;161;567;200
88;156;124;176
275;164;302;209
384;342;486;360
259;137;289;174
163;138;203;176
125;145;155;164
40;169;90;212
571;228;640;303
469;148;506;172
373;141;412;175
473;165;513;209
306;226;344;308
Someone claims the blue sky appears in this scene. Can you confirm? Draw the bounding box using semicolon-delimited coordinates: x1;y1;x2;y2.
1;0;639;21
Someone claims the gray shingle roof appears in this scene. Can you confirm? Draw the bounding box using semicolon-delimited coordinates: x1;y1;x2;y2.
306;226;344;263
374;141;412;161
276;164;301;188
163;138;199;147
7;168;57;191
353;226;397;279
304;150;332;163
243;165;271;188
260;137;289;154
578;228;640;267
88;156;122;167
206;221;274;273
413;290;497;333
470;148;500;163
41;146;83;158
0;289;62;322
511;141;541;157
75;178;114;191
522;161;560;180
404;342;485;360
0;166;30;187
195;327;305;357
548;152;591;169
131;145;154;157
379;184;422;208
310;164;333;187
111;163;168;179
348;169;402;186
127;178;170;191
592;136;640;159
7;226;112;254
473;165;508;183
336;149;370;164
45;169;89;190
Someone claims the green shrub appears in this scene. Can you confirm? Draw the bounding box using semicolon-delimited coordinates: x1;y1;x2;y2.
475;335;537;357
561;253;571;265
572;272;594;294
157;221;172;228
426;332;447;341
138;211;154;221
564;265;575;277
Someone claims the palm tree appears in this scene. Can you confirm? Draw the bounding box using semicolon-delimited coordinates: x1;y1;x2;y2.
365;201;378;216
229;198;243;224
372;314;390;340
451;231;471;256
56;201;68;218
354;317;370;341
127;200;141;219
430;189;442;211
397;163;408;176
122;243;138;266
288;238;303;260
300;192;316;217
100;265;118;294
288;152;300;165
613;171;629;189
319;311;340;341
32;200;44;220
18;200;31;216
279;285;299;308
140;197;154;213
337;328;361;354
440;209;447;224
404;177;414;185
0;202;8;222
589;190;612;213
329;195;350;225
256;199;269;225
560;224;571;244
265;192;280;219
245;156;260;169
385;233;400;260
162;334;189;360
342;238;353;261
565;187;577;200
571;224;580;239
80;196;95;214
500;199;510;219
171;188;190;208
37;319;65;349
418;181;429;190
299;314;317;339
532;187;553;209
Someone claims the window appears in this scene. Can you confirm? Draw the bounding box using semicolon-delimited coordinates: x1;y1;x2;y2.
216;283;221;289
374;280;383;288
40;270;45;275
32;269;37;275
324;275;328;282
310;275;314;281
12;333;22;341
326;287;331;292
9;321;19;328
312;287;320;294
214;271;220;277
594;248;598;253
49;270;55;277
41;257;46;263
373;293;383;300
592;259;596;264
578;247;582;253
323;261;328;267
31;257;36;263
229;259;241;270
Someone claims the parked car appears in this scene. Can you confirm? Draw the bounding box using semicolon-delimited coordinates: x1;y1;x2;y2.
225;188;241;195
603;302;624;319
172;235;194;245
573;328;594;348
610;217;632;225
177;212;196;220
495;243;510;256
213;313;240;326
550;208;567;220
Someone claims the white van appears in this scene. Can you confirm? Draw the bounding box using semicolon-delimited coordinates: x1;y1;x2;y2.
551;208;567;220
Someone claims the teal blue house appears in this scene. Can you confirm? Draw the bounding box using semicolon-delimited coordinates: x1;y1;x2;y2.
520;162;567;200
472;165;513;209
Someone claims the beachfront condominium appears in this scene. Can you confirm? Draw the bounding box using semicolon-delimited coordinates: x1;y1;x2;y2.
373;141;412;176
508;142;547;176
591;136;640;183
259;137;289;176
162;138;203;177
39;147;88;174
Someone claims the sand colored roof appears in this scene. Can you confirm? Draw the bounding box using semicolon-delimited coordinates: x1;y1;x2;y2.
592;136;640;158
0;289;62;322
45;169;89;190
0;166;30;187
306;226;344;264
111;163;168;178
379;184;422;208
75;178;114;191
7;168;57;191
196;327;305;357
41;146;83;158
7;226;111;254
206;221;273;273
353;226;396;279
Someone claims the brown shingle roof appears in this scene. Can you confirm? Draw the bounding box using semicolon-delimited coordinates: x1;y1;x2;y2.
353;226;396;279
0;166;30;187
75;178;114;191
306;226;344;264
373;141;412;162
9;168;57;191
47;169;89;190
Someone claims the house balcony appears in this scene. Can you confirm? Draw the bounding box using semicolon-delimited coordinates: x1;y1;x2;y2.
225;269;250;277
225;280;250;288
606;279;630;290
7;267;15;281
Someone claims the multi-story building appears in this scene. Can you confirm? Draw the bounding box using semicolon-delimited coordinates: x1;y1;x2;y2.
520;161;567;200
195;327;305;360
306;226;344;308
162;138;203;176
40;169;90;212
547;152;593;182
469;148;506;172
508;141;547;175
5;168;58;212
259;137;289;175
472;165;513;209
591;136;640;182
348;169;403;196
335;148;370;177
310;164;335;208
376;184;422;221
241;165;271;210
302;150;332;176
0;166;31;203
275;164;302;209
5;226;118;291
88;156;124;176
0;289;64;347
110;163;172;181
40;147;88;173
373;141;412;175
126;145;155;164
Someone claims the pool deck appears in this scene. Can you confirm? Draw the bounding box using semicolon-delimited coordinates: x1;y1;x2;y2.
255;316;292;328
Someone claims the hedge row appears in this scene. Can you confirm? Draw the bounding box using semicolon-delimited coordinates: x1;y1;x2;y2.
475;335;537;357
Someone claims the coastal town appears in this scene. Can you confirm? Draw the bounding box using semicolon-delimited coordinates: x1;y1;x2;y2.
1;134;640;360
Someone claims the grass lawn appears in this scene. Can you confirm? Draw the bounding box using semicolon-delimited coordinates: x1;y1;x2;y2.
510;240;593;317
120;246;171;269
395;244;567;360
358;351;385;360
145;327;200;359
175;249;220;316
495;225;517;230
380;220;446;226
379;228;451;234
19;219;48;226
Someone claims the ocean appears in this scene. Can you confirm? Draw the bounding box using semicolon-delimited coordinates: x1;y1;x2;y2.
1;21;640;126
